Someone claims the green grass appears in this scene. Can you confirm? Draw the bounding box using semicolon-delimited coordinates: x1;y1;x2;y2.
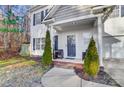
0;56;37;68
0;49;4;52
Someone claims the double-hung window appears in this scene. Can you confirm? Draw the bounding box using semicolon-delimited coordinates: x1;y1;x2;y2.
33;9;49;26
35;12;41;25
33;38;45;50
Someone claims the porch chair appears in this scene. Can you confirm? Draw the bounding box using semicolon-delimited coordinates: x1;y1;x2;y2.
53;49;64;59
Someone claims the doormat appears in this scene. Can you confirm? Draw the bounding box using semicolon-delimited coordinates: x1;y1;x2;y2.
65;58;75;60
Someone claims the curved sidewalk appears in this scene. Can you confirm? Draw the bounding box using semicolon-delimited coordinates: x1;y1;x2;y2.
42;67;110;87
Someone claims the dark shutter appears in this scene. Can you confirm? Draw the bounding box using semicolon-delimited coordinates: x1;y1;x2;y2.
121;5;124;17
33;14;35;26
33;38;35;50
54;36;58;50
41;11;44;22
45;9;48;16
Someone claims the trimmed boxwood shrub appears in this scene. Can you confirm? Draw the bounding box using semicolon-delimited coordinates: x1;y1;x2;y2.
84;36;99;77
42;30;52;67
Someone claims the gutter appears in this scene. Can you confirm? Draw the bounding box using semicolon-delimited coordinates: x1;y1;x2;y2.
42;18;55;25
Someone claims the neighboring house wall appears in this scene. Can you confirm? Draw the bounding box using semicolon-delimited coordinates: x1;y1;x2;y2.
104;5;124;59
104;17;124;59
30;6;52;56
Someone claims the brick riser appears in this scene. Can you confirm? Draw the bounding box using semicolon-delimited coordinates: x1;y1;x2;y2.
53;61;83;69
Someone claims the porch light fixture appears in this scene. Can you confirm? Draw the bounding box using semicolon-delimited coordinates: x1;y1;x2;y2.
72;21;77;25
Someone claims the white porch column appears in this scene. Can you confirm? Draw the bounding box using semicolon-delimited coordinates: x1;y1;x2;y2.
98;16;104;67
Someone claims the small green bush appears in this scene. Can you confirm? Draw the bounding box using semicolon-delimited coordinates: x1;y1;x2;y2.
84;36;99;76
42;30;52;67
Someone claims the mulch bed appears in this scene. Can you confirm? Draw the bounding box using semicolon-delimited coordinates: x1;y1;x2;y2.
74;67;121;87
31;56;41;62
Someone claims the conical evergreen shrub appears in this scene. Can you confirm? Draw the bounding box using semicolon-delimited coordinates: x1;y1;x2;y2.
84;36;99;77
42;30;52;67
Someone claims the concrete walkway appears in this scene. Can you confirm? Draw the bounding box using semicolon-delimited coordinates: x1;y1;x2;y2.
104;60;124;87
42;67;110;87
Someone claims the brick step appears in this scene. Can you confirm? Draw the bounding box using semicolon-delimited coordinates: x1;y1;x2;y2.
53;61;83;69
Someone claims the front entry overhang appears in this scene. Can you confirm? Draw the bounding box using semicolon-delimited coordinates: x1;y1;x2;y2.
51;15;98;31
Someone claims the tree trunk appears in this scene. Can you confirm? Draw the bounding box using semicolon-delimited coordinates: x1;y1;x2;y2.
3;32;8;50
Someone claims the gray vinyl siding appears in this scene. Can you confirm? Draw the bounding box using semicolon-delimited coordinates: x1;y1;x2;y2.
53;5;93;21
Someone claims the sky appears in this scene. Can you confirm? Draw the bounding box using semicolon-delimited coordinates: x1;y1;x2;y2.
0;5;31;17
0;5;31;31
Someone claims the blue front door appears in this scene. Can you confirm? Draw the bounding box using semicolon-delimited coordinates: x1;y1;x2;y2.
67;35;76;57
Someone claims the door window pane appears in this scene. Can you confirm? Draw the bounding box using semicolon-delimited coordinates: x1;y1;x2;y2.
67;35;76;57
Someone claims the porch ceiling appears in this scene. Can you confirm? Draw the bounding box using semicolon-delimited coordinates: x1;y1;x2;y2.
53;17;97;31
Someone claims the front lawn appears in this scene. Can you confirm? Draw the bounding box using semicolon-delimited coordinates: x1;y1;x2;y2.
0;56;45;87
0;56;36;67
